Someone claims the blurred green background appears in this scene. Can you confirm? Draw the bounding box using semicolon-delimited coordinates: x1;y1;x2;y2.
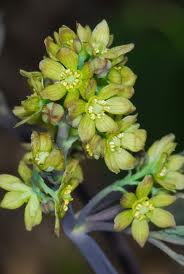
0;0;184;273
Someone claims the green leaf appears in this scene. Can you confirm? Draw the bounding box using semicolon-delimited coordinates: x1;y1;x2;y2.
150;226;184;246
0;174;31;192
24;193;42;231
1;191;31;209
149;238;184;266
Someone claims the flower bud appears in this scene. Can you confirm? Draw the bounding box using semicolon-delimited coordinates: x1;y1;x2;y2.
31;131;64;172
44;36;60;60
22;95;41;114
42;102;64;125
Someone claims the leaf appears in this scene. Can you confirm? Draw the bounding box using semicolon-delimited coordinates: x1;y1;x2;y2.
149;238;184;266
150;226;184;245
24;193;42;231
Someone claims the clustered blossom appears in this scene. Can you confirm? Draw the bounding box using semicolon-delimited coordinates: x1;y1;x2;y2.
0;20;182;246
13;19;146;174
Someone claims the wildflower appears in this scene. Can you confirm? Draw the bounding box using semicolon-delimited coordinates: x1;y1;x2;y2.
85;134;104;160
0;163;42;231
54;159;83;236
68;84;136;143
39;49;94;107
114;176;176;247
31;131;64;172
108;65;137;87
147;134;184;190
77;20;134;59
13;70;45;126
104;115;147;173
13;94;43;126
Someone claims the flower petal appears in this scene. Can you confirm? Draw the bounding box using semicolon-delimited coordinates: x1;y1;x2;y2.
167;155;184;171
150;208;176;228
41;83;66;101
78;114;95;142
68;99;86;120
98;84;125;100
162;171;184;190
103;44;134;59
0;174;31;192
104;149;120;173
64;90;80;108
77;23;92;43
136;176;153;199
24;193;42;231
91;19;110;49
95;114;118;133
81;62;93;79
131;219;149;247
106;97;135;115
79;79;96;100
59;26;77;46
57;48;78;70
121;129;147;152
114;149;136;171
120;192;137;208
1;191;31;209
114;210;133;231
150;194;176;208
39;58;64;80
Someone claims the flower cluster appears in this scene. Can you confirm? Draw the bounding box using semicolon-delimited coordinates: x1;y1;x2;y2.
13;19;146;174
0;20;182;249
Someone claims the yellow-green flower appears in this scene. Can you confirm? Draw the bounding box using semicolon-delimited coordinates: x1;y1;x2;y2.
77;20;134;59
0;162;42;231
13;93;43;127
85;134;105;160
114;176;176;247
147;134;184;190
104;115;147;173
68;84;136;143
13;70;48;127
31;131;64;172
39;49;94;106
54;159;83;236
108;66;137;87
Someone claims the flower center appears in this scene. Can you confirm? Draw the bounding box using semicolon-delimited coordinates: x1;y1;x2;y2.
133;199;154;220
87;97;110;120
108;133;125;152
60;69;81;90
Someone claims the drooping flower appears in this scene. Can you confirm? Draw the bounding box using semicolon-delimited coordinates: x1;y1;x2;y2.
13;70;45;126
114;176;176;247
146;134;184;190
104;115;147;173
0;162;42;231
54;159;83;236
68;84;136;143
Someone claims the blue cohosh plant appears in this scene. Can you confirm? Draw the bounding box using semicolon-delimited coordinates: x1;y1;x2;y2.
1;20;184;273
